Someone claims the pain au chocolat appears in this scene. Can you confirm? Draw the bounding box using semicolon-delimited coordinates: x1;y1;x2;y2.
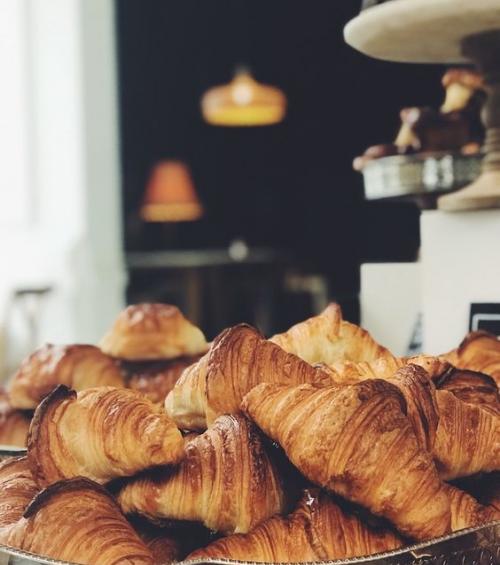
8;344;124;410
99;303;208;361
28;385;184;486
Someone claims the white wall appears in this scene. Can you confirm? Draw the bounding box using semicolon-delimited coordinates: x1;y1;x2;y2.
0;0;125;376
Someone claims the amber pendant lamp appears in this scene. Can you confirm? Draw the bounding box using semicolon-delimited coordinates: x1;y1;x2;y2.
140;160;204;222
201;68;287;126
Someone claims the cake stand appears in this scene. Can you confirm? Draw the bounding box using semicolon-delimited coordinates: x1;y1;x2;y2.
344;0;500;211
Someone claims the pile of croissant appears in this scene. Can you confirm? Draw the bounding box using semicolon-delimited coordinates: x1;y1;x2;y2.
0;302;498;565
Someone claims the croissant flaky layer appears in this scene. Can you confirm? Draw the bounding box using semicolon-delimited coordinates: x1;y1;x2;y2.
28;385;184;486
0;457;39;529
446;484;500;531
100;303;208;360
165;323;334;430
0;478;154;565
118;414;286;534
188;489;403;562
8;344;124;410
242;381;451;541
270;303;393;366
0;390;31;447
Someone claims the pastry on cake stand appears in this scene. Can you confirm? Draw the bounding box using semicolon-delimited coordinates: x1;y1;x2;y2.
344;0;500;211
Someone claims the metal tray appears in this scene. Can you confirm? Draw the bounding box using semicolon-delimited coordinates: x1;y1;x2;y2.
361;152;482;208
0;448;497;565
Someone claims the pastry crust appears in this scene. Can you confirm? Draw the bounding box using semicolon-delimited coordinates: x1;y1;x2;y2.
165;324;335;431
118;414;286;534
8;344;124;410
0;389;31;447
28;385;184;486
0;457;39;529
270;303;393;365
188;489;403;562
445;484;500;531
242;380;451;541
100;303;208;360
0;478;153;565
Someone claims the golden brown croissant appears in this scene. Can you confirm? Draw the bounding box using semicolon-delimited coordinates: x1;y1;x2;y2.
131;519;181;563
165;324;335;430
8;344;124;410
122;355;202;404
28;385;184;486
444;331;500;387
445;484;500;531
242;381;451;540
0;389;31;447
188;489;403;562
0;478;154;565
118;414;286;534
435;368;499;415
100;303;208;360
270;303;393;366
0;457;39;528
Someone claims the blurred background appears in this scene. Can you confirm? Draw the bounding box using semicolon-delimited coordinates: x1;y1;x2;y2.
0;0;445;378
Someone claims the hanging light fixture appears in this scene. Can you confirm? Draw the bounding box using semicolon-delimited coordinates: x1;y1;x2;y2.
201;68;287;126
140;160;204;222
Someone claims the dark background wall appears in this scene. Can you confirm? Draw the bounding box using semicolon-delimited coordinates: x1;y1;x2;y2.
116;0;445;332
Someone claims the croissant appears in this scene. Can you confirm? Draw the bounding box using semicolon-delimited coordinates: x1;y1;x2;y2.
443;331;500;387
122;356;201;404
28;385;184;486
118;414;286;534
131;519;181;563
446;484;500;531
8;344;124;410
188;489;403;562
0;389;31;447
0;478;154;565
435;368;499;415
241;381;451;540
0;457;39;528
270;303;393;366
100;303;208;360
165;324;335;430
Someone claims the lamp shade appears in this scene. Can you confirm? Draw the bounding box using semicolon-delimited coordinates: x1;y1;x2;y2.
140;161;203;222
201;69;286;126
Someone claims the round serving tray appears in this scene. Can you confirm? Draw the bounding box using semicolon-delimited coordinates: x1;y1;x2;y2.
361;152;482;208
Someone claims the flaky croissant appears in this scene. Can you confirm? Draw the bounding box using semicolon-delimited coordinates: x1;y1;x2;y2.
0;457;39;528
270;303;393;366
28;385;184;486
122;356;201;404
188;489;403;562
242;381;451;541
165;324;334;430
100;303;208;361
8;344;124;410
0;478;154;565
118;414;286;534
131;519;181;564
446;484;500;531
0;389;31;447
443;331;500;387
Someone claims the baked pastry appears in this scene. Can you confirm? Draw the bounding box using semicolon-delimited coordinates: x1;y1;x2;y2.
118;414;286;534
28;385;184;486
0;457;39;528
188;489;403;562
446;484;500;531
270;303;392;366
0;478;153;565
8;344;124;410
122;356;201;404
242;381;451;540
443;331;500;387
99;303;208;360
165;324;335;430
435;368;499;415
131;519;181;563
0;389;31;447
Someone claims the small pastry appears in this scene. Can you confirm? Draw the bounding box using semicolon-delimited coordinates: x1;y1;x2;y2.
0;389;31;447
99;303;208;360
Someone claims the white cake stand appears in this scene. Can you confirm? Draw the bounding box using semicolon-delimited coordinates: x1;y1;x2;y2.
344;0;500;211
